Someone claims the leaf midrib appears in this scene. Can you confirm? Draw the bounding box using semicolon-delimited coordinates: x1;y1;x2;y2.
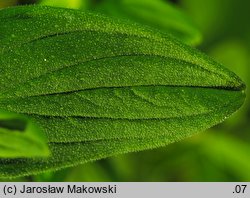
0;54;238;99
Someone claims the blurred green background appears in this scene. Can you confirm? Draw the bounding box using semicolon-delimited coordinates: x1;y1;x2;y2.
0;0;249;182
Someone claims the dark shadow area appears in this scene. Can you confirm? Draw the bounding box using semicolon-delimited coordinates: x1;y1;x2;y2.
0;119;27;132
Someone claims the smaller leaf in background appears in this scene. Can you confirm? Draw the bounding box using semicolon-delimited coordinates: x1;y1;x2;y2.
39;0;89;9
194;131;250;181
0;110;50;158
93;0;202;46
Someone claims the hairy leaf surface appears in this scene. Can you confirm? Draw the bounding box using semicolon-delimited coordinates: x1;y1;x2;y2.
0;5;245;177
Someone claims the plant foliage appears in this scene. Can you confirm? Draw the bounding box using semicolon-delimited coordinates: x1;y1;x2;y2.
0;5;245;177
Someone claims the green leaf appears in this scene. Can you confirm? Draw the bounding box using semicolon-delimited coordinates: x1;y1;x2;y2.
196;131;250;181
0;110;50;158
93;0;202;45
0;5;245;177
39;0;90;10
